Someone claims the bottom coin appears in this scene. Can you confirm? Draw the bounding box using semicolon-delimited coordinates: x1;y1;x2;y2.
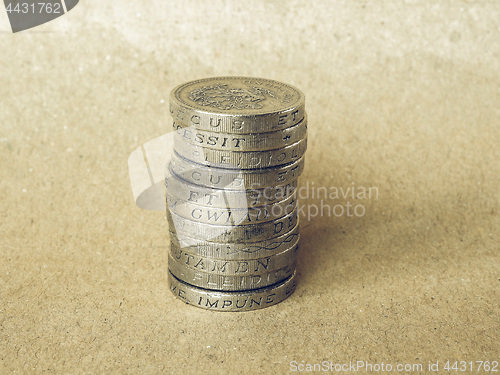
168;270;297;312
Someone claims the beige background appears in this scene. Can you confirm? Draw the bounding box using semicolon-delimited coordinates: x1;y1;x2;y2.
1;1;499;374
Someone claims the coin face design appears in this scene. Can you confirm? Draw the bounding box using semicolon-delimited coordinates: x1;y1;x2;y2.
189;84;277;111
173;77;304;115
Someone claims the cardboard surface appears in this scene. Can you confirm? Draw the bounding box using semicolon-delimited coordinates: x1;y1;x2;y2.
1;1;498;373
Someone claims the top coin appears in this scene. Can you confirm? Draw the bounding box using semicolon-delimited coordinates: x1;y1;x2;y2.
169;77;305;134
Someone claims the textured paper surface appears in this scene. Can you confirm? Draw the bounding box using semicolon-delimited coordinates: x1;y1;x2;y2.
1;1;499;373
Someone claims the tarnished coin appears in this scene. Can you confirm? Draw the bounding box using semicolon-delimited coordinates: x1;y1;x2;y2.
168;151;305;190
170;241;299;276
169;223;300;259
173;135;307;170
168;254;296;291
167;207;298;243
168;270;297;311
172;115;307;151
166;191;296;225
169;77;305;134
165;171;297;208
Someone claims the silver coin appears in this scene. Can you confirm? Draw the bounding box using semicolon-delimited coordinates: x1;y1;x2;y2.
170;240;299;276
171;115;307;151
169;77;305;134
168;254;296;291
167;207;298;243
168;270;297;311
166;191;296;225
169;223;300;259
165;171;298;208
168;151;305;190
174;135;307;170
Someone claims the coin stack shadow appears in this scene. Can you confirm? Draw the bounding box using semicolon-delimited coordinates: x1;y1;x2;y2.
165;77;307;312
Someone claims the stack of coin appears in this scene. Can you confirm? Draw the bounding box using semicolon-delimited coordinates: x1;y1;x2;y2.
165;77;307;311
